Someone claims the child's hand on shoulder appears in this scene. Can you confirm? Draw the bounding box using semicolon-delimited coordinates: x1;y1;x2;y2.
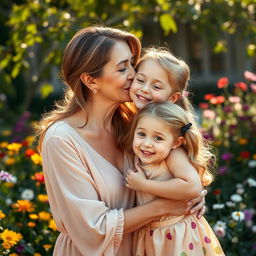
125;167;146;191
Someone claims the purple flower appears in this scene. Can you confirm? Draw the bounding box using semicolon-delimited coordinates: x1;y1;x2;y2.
244;209;254;221
223;106;232;113
15;243;25;253
221;153;233;161
0;170;14;182
218;166;228;175
242;104;250;111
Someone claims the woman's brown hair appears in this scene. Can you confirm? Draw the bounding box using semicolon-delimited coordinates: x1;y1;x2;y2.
35;25;141;151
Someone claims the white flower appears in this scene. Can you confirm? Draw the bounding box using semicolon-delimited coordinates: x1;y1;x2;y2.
230;194;242;202
232;211;245;221
236;183;243;189
247;178;256;187
226;201;236;207
213;224;226;238
252;225;256;233
212;204;225;210
236;188;244;194
5;198;12;205
246;220;253;228
248;160;256;168
232;236;238;243
21;189;34;200
10;175;17;183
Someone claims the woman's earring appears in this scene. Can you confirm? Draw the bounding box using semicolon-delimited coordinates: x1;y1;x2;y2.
92;88;98;94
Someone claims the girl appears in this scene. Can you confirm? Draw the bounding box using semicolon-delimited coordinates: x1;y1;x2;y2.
126;102;224;256
129;47;193;113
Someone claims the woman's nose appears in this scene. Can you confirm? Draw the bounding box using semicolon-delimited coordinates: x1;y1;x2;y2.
128;65;135;80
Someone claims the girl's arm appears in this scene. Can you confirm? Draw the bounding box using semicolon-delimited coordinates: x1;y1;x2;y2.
126;148;202;200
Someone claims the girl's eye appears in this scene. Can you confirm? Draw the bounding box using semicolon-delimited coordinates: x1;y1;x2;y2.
155;136;163;141
153;84;161;89
137;132;145;137
137;78;144;83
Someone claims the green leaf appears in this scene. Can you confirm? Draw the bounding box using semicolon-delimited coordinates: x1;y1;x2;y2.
159;13;177;35
11;63;21;78
40;84;54;99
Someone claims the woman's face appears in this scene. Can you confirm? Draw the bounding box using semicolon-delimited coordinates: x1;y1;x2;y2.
95;41;136;103
129;58;173;110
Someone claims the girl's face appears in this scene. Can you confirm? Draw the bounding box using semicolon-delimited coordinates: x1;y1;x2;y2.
95;41;135;103
133;115;176;166
129;58;173;109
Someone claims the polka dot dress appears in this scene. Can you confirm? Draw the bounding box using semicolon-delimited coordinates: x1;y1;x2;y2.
133;159;225;256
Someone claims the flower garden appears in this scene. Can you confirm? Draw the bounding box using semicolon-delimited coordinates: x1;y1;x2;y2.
0;71;256;255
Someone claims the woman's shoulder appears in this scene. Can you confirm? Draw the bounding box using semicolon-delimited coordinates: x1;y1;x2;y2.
43;121;75;144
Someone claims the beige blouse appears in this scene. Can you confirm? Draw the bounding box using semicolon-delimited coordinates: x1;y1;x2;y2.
42;121;135;256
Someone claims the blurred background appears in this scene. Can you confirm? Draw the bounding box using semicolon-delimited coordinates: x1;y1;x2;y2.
0;1;256;255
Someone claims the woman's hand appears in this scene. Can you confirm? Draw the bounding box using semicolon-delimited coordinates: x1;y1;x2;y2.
187;189;207;219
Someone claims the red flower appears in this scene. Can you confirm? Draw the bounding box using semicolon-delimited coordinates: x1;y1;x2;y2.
21;141;29;147
217;77;229;88
235;82;247;91
25;149;36;157
213;188;221;195
210;96;225;104
32;172;45;185
199;103;209;109
204;94;215;100
240;151;250;159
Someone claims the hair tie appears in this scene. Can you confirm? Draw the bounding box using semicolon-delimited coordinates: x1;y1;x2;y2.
181;122;192;136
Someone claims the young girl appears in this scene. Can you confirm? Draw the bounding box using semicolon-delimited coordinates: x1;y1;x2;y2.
129;47;193;112
126;102;224;256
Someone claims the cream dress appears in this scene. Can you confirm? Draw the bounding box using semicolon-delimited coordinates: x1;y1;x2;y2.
42;121;135;256
133;159;225;256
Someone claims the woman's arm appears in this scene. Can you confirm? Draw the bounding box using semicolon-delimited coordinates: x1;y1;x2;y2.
123;198;189;234
126;148;202;200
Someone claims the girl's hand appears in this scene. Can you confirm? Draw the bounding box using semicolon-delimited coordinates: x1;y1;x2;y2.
125;168;147;191
187;189;207;219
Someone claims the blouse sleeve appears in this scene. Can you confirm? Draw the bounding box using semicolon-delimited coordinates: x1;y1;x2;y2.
41;134;124;255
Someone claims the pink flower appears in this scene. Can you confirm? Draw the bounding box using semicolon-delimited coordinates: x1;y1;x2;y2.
235;82;247;91
229;96;240;103
203;110;216;119
250;83;256;93
210;96;225;104
199;103;209;109
244;70;256;81
217;77;229;88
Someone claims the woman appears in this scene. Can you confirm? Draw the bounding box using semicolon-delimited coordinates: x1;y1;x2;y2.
36;26;206;256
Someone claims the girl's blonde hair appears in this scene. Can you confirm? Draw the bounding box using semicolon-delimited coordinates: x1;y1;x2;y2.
136;47;194;113
35;25;141;151
129;102;215;186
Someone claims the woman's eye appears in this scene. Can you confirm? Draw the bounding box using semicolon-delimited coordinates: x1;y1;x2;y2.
118;67;126;72
137;132;145;137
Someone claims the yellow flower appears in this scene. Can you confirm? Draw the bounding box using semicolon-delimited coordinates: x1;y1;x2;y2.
38;194;48;202
253;154;256;160
213;140;222;146
49;219;57;231
0;229;23;249
34;253;42;256
29;214;38;220
2;130;11;136
9;253;19;256
12;200;34;213
43;244;52;250
31;153;42;165
25;135;35;146
7;143;22;153
0;142;8;148
5;157;15;165
39;211;51;221
28;222;36;227
238;138;248;145
0;210;6;219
